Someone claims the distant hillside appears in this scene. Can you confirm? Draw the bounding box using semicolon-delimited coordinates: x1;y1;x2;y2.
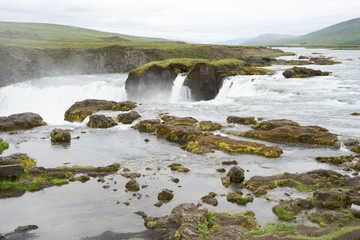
0;21;166;42
215;38;251;45
242;17;360;46
242;34;297;46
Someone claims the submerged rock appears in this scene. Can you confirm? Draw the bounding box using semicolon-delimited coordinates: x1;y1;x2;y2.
0;112;46;131
117;111;141;124
283;67;331;78
64;99;136;122
87;115;118;128
50;129;71;143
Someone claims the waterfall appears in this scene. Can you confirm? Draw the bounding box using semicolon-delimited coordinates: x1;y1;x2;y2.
169;74;191;103
0;74;127;125
216;75;257;99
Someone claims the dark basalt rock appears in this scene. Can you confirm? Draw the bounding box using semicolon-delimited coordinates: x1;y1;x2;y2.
243;119;338;147
50;129;71;143
125;179;140;192
87;115;117;128
157;189;174;201
133;119;160;133
64;99;136;122
227;116;257;125
199;121;222;131
0;165;25;179
160;115;198;126
283;66;331;78
226;166;245;183
201;192;218;206
117;111;141;124
157;124;202;144
0;112;46;131
313;190;352;209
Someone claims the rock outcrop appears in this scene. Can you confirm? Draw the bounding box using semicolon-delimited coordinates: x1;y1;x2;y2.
87;115;118;128
50;129;71;143
283;67;331;78
0;113;46;131
64;99;136;122
117;111;141;124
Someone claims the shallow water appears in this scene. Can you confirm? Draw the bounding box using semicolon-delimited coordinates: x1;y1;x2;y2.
0;47;360;239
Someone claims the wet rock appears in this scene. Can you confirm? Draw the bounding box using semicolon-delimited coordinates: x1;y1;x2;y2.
253;188;268;196
201;192;218;206
0;153;36;167
154;201;163;208
168;163;190;172
135;211;147;219
227;191;253;205
161;115;198;126
0;112;46;131
351;145;360;153
171;177;179;183
308;210;353;226
117;111;141;124
315;155;356;165
0;165;25;179
87;114;117;128
216;168;226;173
226;166;245;183
243;120;338;147
283;67;331;78
252;119;300;131
221;176;231;187
199;121;222;131
351;160;360;171
157;124;202;144
15;225;38;232
227;116;256;125
144;138;149;142
64;99;136;122
125;179;140;192
222;160;238;165
50;128;71;143
133;119;160;133
157;189;174;201
350;112;360;116
309;57;341;65
313;189;352;209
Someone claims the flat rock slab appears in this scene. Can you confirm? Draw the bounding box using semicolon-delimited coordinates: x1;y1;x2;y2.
0;112;46;131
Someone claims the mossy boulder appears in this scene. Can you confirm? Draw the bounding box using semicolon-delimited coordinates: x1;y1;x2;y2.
125;179;140;192
0;153;36;168
50;129;71;143
157;189;174;201
199;121;222;131
313;190;352;209
308;210;353;226
156;124;202;144
0;138;9;154
0;165;25;179
0;112;46;131
227;116;257;125
226;166;245;183
309;57;341;65
133;119;160;133
201;192;218;206
351;160;360;171
168;163;190;172
272;198;312;221
87;114;117;128
283;66;331;78
315;155;356;165
64;99;136;122
351;145;360;153
117;111;141;124
160;115;198;126
243;120;338;147
227;191;254;205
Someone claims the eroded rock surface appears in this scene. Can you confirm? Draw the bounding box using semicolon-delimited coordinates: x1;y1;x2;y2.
0;113;46;131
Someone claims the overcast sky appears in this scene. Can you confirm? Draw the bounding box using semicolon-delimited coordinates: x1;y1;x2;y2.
0;0;359;43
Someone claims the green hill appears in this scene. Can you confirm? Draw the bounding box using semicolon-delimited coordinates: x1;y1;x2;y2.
0;21;166;44
242;17;360;46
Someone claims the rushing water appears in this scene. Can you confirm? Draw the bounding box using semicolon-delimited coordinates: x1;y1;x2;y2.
0;47;360;239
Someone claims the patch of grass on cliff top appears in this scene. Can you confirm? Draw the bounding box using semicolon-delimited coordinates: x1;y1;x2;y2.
129;58;209;77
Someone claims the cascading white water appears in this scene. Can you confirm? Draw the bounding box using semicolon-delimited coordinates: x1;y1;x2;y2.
216;75;258;99
169;74;191;103
0;73;128;125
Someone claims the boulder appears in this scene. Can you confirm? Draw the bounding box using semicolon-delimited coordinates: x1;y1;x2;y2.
160;115;198;126
157;189;174;201
0;153;36;167
87;115;117;128
117;111;141;124
315;155;355;165
351;145;360;153
125;179;140;192
0;112;46;131
50;129;71;143
227;191;253;205
283;67;331;78
313;190;352;209
243;120;338;147
272;198;312;221
0;165;25;179
157;124;202;144
227;116;256;125
226;166;245;183
134;119;160;133
64;99;136;122
201;192;218;206
199;121;222;131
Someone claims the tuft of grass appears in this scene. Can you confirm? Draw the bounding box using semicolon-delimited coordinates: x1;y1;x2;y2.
0;138;9;153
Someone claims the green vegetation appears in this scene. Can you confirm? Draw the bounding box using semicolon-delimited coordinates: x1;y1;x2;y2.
275;207;295;221
0;138;9;153
247;222;296;237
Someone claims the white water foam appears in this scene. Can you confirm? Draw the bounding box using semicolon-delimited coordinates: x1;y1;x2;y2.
216;75;257;99
169;74;191;103
0;74;127;125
